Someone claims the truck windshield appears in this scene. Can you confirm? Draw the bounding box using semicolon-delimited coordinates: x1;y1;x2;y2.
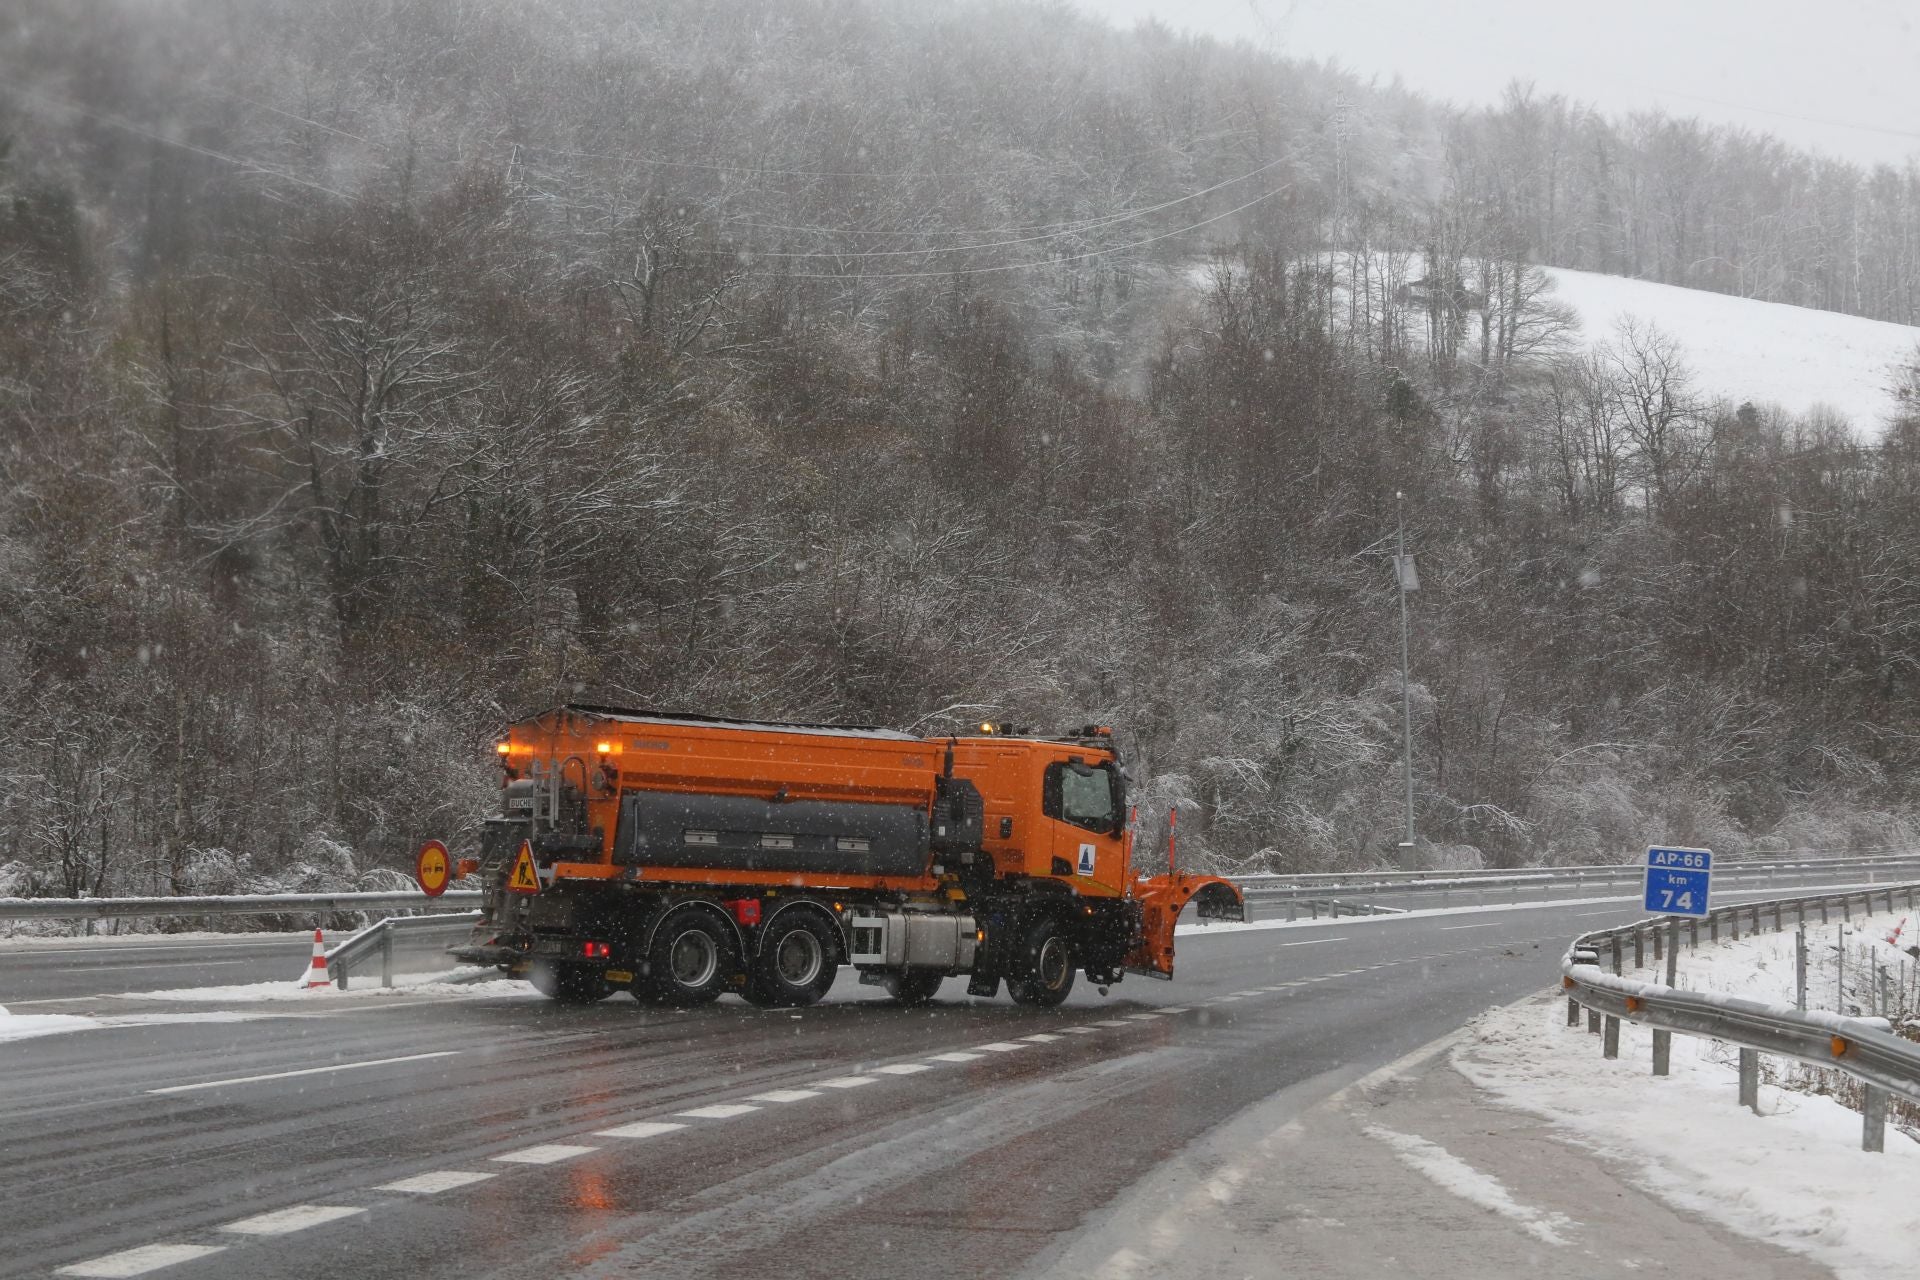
1053;761;1119;833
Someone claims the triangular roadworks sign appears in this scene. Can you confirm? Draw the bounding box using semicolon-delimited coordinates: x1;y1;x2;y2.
507;841;541;894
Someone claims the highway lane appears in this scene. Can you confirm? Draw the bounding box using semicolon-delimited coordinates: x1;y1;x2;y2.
4;894;1708;1280
12;883;1905;1279
0;878;1868;1004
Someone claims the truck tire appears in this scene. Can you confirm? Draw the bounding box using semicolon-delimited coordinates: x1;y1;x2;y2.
882;970;944;1006
647;909;737;1007
528;960;612;1004
1007;917;1076;1007
745;911;839;1007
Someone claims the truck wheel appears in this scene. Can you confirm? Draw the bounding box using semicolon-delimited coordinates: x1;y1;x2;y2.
1008;918;1076;1007
648;911;736;1007
882;970;944;1006
528;960;612;1004
746;913;839;1007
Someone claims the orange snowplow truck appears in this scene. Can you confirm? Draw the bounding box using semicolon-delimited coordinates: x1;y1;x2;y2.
450;705;1243;1007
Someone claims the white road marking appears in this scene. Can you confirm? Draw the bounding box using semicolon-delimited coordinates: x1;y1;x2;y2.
492;1144;598;1164
1440;923;1499;931
146;1050;460;1095
220;1205;366;1235
928;1051;984;1062
815;1075;876;1088
375;1170;496;1194
746;1089;821;1103
1091;1019;1132;1027
56;1244;226;1277
1231;990;1264;997
1573;909;1626;917
594;1120;689;1138
976;1042;1026;1052
1020;1033;1064;1042
1157;1006;1192;1013
675;1103;761;1119
1060;1027;1101;1034
1124;1013;1161;1020
1210;996;1243;1002
873;1063;933;1075
1280;937;1348;946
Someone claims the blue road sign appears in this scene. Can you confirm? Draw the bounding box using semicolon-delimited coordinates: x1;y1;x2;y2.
1644;846;1712;917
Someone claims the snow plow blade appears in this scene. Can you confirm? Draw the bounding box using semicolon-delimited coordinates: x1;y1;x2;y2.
1123;874;1245;978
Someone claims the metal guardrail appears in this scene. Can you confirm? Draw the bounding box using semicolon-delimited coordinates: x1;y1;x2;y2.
1233;852;1920;887
326;911;483;990
1232;855;1920;917
1561;882;1920;1152
0;890;483;922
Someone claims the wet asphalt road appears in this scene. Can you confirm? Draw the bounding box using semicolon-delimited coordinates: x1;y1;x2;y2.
0;887;1880;1280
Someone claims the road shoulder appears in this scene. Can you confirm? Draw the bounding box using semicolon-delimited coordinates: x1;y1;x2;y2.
1027;1008;1832;1280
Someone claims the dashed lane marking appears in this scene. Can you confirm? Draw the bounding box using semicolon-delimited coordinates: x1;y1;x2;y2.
1157;1006;1192;1013
746;1089;821;1103
1231;990;1264;997
1124;1013;1161;1021
492;1144;598;1164
1060;1026;1101;1034
594;1121;689;1138
1091;1019;1132;1027
1279;937;1348;946
815;1075;877;1088
56;1244;227;1277
976;1042;1026;1052
220;1205;366;1235
1020;1033;1064;1042
873;1063;933;1074
675;1103;761;1118
928;1051;984;1061
1440;923;1500;931
145;1051;461;1096
374;1170;495;1194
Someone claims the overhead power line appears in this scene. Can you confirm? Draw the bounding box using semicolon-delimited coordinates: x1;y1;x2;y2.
753;167;1301;281
5;85;351;200
704;149;1299;261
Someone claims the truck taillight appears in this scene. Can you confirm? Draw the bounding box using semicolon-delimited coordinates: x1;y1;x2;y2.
582;941;612;959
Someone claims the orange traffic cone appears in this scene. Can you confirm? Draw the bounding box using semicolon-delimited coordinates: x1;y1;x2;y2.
301;928;332;990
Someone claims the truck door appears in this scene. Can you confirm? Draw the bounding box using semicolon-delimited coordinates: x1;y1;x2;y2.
1043;758;1125;892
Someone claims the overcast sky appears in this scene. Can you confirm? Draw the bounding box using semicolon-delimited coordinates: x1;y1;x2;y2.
1076;0;1920;168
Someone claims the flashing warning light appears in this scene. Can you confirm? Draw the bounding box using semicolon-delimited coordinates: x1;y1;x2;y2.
582;940;612;960
496;741;512;755
979;722;996;734
595;740;621;755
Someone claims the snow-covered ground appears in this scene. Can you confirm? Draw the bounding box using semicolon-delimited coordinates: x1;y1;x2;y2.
1456;910;1920;1279
1544;265;1920;434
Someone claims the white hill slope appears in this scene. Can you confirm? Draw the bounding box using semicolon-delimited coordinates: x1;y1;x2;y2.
1542;266;1919;436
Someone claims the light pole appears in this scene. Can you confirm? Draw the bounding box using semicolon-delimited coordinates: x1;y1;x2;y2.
1395;491;1416;864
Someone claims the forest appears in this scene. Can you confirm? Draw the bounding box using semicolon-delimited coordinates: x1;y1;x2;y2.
2;0;1919;903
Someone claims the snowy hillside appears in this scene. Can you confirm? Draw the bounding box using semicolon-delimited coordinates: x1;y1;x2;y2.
1543;266;1919;435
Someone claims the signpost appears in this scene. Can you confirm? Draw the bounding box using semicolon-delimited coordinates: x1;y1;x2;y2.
415;839;451;898
1644;846;1712;918
1644;845;1711;1077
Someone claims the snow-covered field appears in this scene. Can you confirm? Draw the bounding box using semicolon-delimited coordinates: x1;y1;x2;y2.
1544;266;1920;434
1457;910;1920;1279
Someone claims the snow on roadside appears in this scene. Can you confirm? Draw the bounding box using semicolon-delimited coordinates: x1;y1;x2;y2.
123;968;537;1004
1457;912;1920;1280
0;1006;96;1043
0;1006;263;1043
